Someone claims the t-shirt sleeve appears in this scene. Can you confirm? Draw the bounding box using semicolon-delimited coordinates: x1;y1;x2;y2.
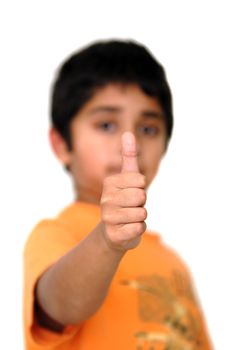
23;219;82;349
187;273;214;349
174;256;214;349
159;241;214;349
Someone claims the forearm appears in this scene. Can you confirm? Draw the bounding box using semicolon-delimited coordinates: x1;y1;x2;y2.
36;222;125;326
36;133;146;327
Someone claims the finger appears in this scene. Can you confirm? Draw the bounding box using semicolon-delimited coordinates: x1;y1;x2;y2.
113;188;147;207
120;222;147;239
103;207;147;225
121;132;139;173
103;173;146;190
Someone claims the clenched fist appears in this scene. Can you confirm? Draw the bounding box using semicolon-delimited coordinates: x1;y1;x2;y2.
101;132;147;251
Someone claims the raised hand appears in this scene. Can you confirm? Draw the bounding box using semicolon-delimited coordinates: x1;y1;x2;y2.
101;132;147;251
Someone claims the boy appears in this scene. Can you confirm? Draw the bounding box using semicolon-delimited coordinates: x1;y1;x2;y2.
23;40;213;349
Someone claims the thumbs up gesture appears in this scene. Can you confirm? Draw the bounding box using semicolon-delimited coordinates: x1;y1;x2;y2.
101;132;147;251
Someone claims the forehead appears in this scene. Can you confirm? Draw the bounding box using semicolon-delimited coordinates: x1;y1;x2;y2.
78;83;165;118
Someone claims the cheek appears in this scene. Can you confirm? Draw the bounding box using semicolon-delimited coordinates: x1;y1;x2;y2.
75;144;107;179
144;148;164;183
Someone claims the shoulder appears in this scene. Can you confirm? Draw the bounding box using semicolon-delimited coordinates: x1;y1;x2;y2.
58;201;101;229
24;201;101;256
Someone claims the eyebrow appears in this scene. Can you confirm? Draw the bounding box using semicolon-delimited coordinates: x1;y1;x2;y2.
88;106;164;119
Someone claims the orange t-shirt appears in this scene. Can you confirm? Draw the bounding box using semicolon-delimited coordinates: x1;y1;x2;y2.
23;201;213;350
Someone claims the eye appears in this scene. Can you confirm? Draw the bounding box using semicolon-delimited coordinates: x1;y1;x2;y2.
97;121;116;132
138;125;159;136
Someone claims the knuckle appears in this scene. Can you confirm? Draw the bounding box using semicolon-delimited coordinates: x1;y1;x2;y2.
100;193;113;207
140;207;147;220
133;222;146;235
139;174;146;188
101;210;112;224
100;195;108;206
139;189;147;204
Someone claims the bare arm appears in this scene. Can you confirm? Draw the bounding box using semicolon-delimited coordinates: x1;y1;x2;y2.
36;132;147;327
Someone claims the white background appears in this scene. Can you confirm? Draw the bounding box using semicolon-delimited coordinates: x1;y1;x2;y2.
0;1;233;349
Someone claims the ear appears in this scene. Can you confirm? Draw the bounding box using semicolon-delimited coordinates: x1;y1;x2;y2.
49;128;71;166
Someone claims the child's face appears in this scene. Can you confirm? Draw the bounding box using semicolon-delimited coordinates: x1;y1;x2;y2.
53;84;167;204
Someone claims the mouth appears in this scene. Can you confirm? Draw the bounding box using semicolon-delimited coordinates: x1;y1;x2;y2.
106;165;145;176
106;166;122;176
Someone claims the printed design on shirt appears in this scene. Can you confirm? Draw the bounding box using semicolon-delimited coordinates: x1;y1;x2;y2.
121;270;203;350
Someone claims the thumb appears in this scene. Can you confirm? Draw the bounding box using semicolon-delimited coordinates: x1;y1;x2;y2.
121;132;139;173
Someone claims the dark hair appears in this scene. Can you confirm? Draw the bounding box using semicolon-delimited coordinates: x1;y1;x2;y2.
51;40;173;148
